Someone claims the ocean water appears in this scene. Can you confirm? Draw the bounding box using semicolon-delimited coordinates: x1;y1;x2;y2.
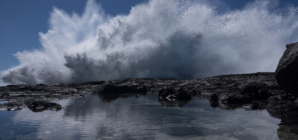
0;94;296;140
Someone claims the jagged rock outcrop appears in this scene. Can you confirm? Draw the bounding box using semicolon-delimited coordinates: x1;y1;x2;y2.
266;42;298;122
267;94;298;123
275;42;298;96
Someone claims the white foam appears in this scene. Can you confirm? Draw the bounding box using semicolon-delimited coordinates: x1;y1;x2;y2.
2;0;298;84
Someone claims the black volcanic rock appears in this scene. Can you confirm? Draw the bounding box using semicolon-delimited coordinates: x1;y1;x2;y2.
100;84;147;94
0;72;285;114
218;93;252;104
275;42;298;96
98;93;146;103
242;103;260;110
267;94;298;123
25;100;62;112
0;102;25;111
158;87;192;101
209;93;218;102
100;85;123;94
240;82;270;100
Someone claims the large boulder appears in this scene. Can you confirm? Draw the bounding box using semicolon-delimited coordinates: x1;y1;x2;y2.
267;94;298;123
275;42;298;96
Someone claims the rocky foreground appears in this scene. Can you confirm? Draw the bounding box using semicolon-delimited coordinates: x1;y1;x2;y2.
0;72;295;123
2;42;298;123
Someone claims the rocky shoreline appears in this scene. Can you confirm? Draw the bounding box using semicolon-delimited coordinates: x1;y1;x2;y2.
1;42;298;123
0;72;291;122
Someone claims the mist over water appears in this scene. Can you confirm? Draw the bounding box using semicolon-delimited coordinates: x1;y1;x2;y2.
2;0;298;85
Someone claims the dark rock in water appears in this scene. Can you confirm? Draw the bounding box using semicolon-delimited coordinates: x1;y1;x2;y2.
100;85;123;94
0;72;286;114
242;103;259;110
218;93;252;104
100;84;147;94
158;87;191;101
212;101;267;110
277;124;298;140
98;93;146;103
217;102;243;110
209;93;218;102
267;94;298;123
0;102;25;111
275;42;298;96
240;82;270;100
25;100;62;112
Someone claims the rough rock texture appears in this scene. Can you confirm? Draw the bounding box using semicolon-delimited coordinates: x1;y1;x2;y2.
25;100;62;112
158;87;192;101
218;93;252;104
275;42;298;96
0;72;292;122
96;72;281;111
267;94;298;123
0;82;104;111
0;102;25;111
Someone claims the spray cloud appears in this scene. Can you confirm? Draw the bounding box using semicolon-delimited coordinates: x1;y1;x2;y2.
2;0;298;85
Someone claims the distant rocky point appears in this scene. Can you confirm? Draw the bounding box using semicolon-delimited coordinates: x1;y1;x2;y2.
1;42;298;123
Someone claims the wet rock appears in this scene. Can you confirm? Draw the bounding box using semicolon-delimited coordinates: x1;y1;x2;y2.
98;93;146;103
209;101;219;108
25;101;62;112
217;102;242;110
242;103;259;110
100;84;147;94
218;93;252;104
100;85;123;94
0;72;284;113
275;42;298;96
267;94;298;123
0;102;25;111
158;87;191;101
209;93;218;102
240;82;270;100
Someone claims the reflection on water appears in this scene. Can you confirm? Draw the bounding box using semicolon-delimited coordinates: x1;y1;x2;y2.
0;94;292;140
278;124;298;140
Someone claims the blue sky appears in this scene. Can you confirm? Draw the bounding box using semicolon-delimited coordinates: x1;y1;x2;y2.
1;0;298;85
0;0;149;72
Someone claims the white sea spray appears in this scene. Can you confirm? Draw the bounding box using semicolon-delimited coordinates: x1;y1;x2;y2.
2;0;298;84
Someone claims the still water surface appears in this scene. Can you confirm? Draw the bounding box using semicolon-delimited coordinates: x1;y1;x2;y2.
0;94;297;140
